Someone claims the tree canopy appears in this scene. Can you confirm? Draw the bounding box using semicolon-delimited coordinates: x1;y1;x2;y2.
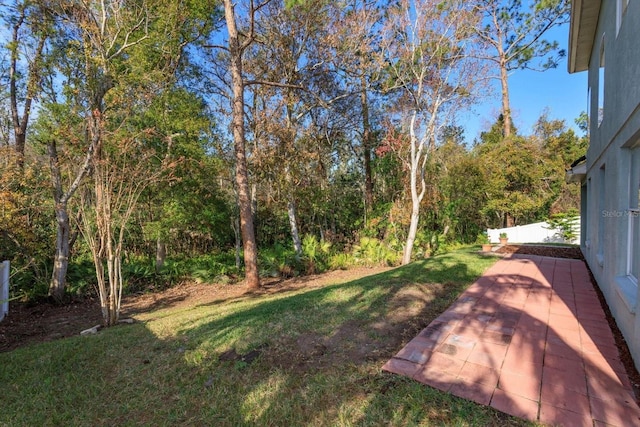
0;0;584;322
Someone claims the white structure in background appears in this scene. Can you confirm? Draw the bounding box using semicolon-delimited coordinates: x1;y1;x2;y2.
487;218;581;245
0;260;9;322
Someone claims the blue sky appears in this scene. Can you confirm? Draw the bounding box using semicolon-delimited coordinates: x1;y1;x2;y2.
459;23;589;143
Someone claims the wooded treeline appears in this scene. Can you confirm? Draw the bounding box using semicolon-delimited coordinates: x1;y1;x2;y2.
0;0;585;325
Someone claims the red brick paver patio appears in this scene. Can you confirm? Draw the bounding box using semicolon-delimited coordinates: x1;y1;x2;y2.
382;254;640;426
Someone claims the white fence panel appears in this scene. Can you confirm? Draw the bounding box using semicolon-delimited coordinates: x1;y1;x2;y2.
487;217;580;245
0;260;8;322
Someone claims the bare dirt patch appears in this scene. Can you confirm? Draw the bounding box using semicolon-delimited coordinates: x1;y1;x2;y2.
0;266;391;353
495;244;584;260
262;280;461;373
0;298;103;352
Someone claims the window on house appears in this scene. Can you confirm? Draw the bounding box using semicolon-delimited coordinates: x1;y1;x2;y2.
628;147;640;283
598;35;605;127
587;87;592;132
598;164;606;266
587;177;592;250
581;182;588;246
617;0;630;35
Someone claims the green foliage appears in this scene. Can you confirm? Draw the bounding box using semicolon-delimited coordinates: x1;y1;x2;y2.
479;0;570;73
187;261;236;285
499;232;507;239
351;237;399;266
177;254;239;284
477;133;557;227
534;113;586;214
65;258;98;296
10;271;49;302
0;150;55;301
132;88;234;257
413;229;442;258
122;262;160;293
546;209;580;243
478;114;517;143
327;253;352;270
475;232;490;244
535;113;588;167
259;244;304;278
436;143;487;243
301;234;331;274
575;111;589;136
68;253;242;297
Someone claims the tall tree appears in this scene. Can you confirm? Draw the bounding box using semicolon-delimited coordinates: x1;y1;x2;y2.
381;0;486;265
220;0;264;289
245;0;347;257
476;133;555;227
134;89;227;271
327;0;384;213
37;0;152;303
37;0;211;319
5;1;50;169
533;112;587;213
474;0;569;138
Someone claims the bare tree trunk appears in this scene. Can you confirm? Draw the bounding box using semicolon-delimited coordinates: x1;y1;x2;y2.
47;140;89;302
155;236;166;273
9;8;46;169
287;198;302;256
402;144;423;265
69;210;81;252
402;113;431;265
403;207;420;265
92;144;125;327
361;76;374;210
94;250;108;323
223;0;260;289
284;158;302;256
105;242;123;327
251;182;258;217
504;212;515;228
48;141;70;302
50;205;70;302
499;57;512;139
233;216;241;270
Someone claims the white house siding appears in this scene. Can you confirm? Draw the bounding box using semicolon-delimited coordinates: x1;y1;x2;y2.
579;0;640;371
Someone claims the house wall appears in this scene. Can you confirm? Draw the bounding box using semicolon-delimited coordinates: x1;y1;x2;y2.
582;0;640;370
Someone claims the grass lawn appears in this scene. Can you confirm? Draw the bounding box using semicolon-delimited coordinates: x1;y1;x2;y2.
0;247;534;426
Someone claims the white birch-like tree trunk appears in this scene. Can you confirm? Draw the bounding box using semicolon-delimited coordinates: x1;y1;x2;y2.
402;112;431;265
384;0;486;265
288;198;303;256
